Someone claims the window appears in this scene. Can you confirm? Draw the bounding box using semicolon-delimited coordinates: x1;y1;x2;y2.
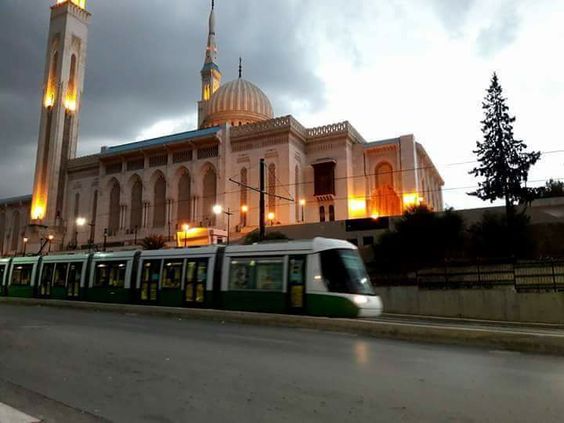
53;263;68;287
313;162;336;196
185;259;208;303
153;175;167;228
329;205;335;221
94;262;127;288
162;260;183;289
68;263;82;289
320;249;374;295
41;263;54;287
11;264;34;286
319;206;326;222
229;257;284;291
177;171;192;223
0;265;5;284
108;181;120;235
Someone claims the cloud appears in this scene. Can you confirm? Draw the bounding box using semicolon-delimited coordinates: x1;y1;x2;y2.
431;0;476;37
476;7;521;57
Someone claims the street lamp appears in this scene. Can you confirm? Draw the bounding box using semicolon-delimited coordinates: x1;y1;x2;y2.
22;237;28;256
182;223;190;248
241;204;248;227
48;234;54;254
299;199;306;222
213;205;234;245
75;217;87;249
267;212;275;226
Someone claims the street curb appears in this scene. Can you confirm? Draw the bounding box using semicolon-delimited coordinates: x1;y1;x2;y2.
2;297;564;355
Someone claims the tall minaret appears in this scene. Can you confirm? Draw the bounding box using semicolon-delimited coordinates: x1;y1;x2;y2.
198;0;222;128
30;0;91;227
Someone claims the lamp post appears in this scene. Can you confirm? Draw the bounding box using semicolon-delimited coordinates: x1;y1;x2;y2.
22;237;28;256
182;223;190;248
75;217;87;249
213;205;233;245
299;199;306;222
47;234;54;254
103;228;108;252
267;212;275;227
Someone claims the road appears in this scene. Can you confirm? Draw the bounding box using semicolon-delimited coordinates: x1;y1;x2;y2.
0;305;563;423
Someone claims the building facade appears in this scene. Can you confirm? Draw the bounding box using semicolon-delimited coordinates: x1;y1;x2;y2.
0;0;443;255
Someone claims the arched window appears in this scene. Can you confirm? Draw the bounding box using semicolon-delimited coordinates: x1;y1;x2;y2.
268;163;276;214
319;206;326;223
130;178;143;230
0;212;5;254
329;205;335;222
202;167;217;226
153;175;167;228
69;54;77;93
108;181;121;235
294;165;300;222
177;171;192;224
240;167;248;226
11;211;20;252
375;163;394;188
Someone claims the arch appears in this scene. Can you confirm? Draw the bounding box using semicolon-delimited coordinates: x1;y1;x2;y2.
130;175;143;230
69;54;77;92
0;212;5;254
319;206;326;223
240;167;248;226
108;179;121;235
372;162;400;217
153;173;167;228
11;210;20;252
268;163;276;214
177;169;192;224
294;165;300;222
202;165;217;226
328;204;335;222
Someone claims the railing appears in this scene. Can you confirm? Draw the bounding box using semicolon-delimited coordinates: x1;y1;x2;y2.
411;260;564;292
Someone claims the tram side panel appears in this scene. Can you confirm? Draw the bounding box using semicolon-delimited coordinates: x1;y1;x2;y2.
86;253;138;304
7;257;40;298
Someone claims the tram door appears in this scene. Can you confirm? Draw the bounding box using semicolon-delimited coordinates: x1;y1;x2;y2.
38;263;54;298
140;260;160;303
67;263;82;299
0;265;5;296
287;256;307;313
185;260;207;306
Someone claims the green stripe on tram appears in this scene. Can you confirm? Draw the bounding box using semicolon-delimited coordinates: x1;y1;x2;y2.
305;294;359;318
7;286;34;298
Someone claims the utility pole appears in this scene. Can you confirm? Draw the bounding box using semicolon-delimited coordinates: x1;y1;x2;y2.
259;158;266;241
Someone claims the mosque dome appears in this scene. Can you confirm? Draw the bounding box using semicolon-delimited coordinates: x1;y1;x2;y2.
203;78;274;127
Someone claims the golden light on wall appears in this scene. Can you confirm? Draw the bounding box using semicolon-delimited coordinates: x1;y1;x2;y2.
348;198;366;218
56;0;86;9
43;90;55;108
402;193;422;209
64;89;77;112
31;202;46;221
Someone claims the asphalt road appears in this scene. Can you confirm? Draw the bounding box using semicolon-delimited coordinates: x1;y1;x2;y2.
0;305;563;423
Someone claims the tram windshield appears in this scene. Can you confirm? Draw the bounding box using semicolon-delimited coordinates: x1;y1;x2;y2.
320;249;375;295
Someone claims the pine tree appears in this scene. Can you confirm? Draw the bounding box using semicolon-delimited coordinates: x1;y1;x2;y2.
469;73;540;218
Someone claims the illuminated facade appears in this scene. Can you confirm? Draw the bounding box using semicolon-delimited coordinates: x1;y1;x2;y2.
0;1;443;255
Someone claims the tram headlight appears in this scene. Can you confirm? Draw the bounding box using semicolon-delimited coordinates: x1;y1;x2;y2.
353;295;369;305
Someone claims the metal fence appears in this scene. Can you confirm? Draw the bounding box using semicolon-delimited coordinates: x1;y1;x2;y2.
414;260;564;292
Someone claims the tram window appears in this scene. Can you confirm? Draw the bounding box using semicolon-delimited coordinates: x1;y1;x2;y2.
229;257;283;291
11;264;34;286
320;249;374;295
41;263;55;286
162;261;182;288
0;265;4;284
94;261;127;288
196;261;208;283
53;263;69;287
185;259;208;285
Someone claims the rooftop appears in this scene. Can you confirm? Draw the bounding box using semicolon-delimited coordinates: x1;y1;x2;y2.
101;127;221;156
0;194;32;206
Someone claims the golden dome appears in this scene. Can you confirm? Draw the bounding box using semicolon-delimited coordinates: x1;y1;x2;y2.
203;78;273;127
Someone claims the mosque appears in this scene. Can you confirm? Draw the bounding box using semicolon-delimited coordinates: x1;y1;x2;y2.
0;0;444;255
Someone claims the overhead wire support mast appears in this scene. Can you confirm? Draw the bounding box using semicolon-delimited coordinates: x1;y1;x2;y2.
229;159;294;242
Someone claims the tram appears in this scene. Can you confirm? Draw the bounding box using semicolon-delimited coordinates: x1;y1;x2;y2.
0;238;382;318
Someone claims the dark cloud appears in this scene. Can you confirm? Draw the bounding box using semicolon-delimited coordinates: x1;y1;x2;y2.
476;8;520;57
0;0;325;197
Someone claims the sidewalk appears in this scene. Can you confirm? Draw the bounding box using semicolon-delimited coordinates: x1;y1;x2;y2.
2;297;563;355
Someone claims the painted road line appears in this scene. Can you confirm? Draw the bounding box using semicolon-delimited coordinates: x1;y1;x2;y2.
0;402;40;423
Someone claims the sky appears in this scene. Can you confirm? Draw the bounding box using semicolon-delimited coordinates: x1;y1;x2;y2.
0;0;563;210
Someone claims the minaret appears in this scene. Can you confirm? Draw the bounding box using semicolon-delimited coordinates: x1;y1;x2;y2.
198;0;222;128
30;0;91;227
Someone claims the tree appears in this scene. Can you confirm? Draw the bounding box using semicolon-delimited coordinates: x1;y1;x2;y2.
532;179;564;200
243;230;289;245
141;234;167;250
469;73;540;218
